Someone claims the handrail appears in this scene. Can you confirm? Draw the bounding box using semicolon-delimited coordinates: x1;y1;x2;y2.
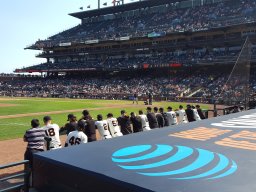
0;184;24;192
0;173;26;182
0;160;30;192
0;160;29;169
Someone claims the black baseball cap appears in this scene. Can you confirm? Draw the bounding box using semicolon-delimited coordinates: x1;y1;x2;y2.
82;110;89;116
107;113;113;118
97;114;103;121
67;114;76;121
78;120;86;129
43;116;52;122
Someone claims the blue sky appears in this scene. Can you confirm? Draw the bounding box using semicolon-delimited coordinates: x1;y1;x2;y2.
0;0;139;73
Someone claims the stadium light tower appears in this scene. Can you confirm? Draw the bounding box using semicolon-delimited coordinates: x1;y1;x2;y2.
98;0;100;9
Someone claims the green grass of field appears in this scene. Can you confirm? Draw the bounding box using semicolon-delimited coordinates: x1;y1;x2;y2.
0;98;209;141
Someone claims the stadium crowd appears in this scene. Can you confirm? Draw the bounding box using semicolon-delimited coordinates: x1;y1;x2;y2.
35;0;256;47
23;47;256;71
0;73;226;101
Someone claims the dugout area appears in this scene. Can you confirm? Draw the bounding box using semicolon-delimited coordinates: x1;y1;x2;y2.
33;110;256;192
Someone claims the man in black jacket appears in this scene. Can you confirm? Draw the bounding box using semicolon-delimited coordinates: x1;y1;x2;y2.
117;110;133;135
154;107;165;128
146;107;158;129
81;110;96;142
185;105;196;122
159;107;169;127
130;112;143;133
60;114;78;135
196;105;206;119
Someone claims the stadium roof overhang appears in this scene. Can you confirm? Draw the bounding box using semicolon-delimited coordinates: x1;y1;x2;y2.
69;0;179;19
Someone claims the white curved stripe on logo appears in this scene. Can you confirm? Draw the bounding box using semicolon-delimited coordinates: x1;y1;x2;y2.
211;113;256;128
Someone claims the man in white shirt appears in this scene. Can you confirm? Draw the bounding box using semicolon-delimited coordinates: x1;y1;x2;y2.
95;114;112;140
65;120;88;147
106;113;123;137
192;105;201;121
166;107;178;126
176;105;188;124
42;116;61;150
138;110;151;131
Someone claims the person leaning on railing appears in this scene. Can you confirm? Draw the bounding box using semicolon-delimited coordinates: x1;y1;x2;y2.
23;119;45;167
23;119;46;188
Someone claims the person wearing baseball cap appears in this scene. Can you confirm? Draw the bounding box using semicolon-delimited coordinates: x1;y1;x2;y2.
185;104;196;122
146;106;158;129
65;120;88;147
81;110;96;142
42;116;62;150
60;114;78;136
117;110;133;135
67;114;76;121
166;106;178;126
154;107;165;128
196;105;206;120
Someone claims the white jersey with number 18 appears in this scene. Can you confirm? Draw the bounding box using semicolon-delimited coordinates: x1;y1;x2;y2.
42;124;61;150
95;120;112;140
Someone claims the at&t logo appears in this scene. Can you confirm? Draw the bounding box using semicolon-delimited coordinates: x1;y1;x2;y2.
112;145;237;180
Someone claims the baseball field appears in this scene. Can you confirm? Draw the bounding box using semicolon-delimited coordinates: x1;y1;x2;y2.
0;97;209;141
0;97;210;182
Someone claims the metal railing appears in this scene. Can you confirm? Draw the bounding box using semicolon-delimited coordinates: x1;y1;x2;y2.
0;160;30;192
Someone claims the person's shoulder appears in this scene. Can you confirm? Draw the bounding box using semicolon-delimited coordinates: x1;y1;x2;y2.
78;131;87;137
41;125;47;130
64;122;70;127
136;116;142;120
52;124;60;128
26;127;34;132
68;130;76;136
26;127;38;133
27;127;45;135
95;120;101;124
117;116;122;120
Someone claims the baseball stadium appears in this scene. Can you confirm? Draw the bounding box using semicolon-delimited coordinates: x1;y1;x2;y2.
0;0;256;191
